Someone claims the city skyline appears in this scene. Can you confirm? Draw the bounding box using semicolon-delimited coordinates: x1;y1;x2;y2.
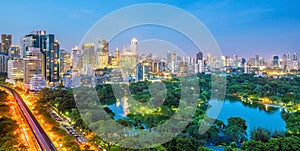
1;2;300;150
0;0;299;58
2;31;300;61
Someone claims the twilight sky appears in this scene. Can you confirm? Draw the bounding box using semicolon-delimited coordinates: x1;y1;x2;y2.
0;0;300;59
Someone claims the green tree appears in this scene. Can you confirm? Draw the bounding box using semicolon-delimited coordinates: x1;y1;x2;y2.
250;127;270;142
224;117;248;143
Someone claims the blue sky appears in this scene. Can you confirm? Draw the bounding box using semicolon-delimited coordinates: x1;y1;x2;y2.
0;0;300;58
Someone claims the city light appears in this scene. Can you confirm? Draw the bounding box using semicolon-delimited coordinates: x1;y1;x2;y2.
0;1;300;151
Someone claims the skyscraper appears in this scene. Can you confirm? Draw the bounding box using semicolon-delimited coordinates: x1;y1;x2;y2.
59;49;71;75
0;34;12;73
273;55;279;68
119;38;138;80
22;30;60;86
130;37;138;55
1;34;12;54
196;51;203;61
7;58;24;85
0;53;8;73
120;47;137;80
167;51;176;73
82;43;96;66
23;47;42;90
136;62;149;81
282;54;288;69
47;39;60;85
71;46;79;69
195;51;204;73
255;54;259;67
97;39;109;69
167;51;172;64
9;45;20;58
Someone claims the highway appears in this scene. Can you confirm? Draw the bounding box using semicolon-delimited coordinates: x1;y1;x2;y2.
0;85;57;151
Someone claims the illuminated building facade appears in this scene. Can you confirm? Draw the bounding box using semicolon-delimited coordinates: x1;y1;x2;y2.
0;53;9;73
6;58;24;84
119;38;138;80
29;74;46;91
59;49;71;75
9;45;20;58
1;34;12;54
22;30;60;87
0;34;12;73
82;43;96;67
23;47;42;90
273;55;279;68
97;39;109;69
136;62;149;81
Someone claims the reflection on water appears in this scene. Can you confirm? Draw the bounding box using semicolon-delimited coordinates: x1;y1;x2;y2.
107;95;286;135
214;96;286;135
107;96;129;120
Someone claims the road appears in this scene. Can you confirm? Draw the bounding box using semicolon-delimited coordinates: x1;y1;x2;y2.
9;98;39;151
0;85;57;151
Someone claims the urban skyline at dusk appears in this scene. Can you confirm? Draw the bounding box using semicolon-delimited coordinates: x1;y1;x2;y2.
0;0;300;58
1;1;300;151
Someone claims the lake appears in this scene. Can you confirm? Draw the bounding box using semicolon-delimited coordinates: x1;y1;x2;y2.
213;96;286;134
107;96;286;135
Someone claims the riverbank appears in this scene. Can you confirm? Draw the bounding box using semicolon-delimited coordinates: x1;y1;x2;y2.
226;93;289;112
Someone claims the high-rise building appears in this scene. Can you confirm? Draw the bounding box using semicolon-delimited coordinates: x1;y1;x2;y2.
196;51;203;61
248;58;256;67
152;61;164;73
167;51;176;73
292;52;298;70
82;43;96;66
282;54;288;69
0;34;12;73
241;58;246;67
178;61;188;74
292;52;298;61
233;54;239;67
23;47;42;90
29;74;46;92
59;49;71;75
259;57;266;67
22;30;60;86
6;58;24;85
119;38;138;80
136;62;149;81
109;47;120;68
97;39;109;69
21;30;45;58
130;37;138;55
298;54;300;69
273;55;279;68
1;34;12;54
120;47;137;79
9;45;20;58
48;39;60;85
255;54;259;67
62;71;73;88
195;51;204;73
195;60;204;73
244;62;250;74
71;46;80;69
0;53;9;73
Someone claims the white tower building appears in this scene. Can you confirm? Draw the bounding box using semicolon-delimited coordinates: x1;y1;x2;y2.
130;37;138;55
